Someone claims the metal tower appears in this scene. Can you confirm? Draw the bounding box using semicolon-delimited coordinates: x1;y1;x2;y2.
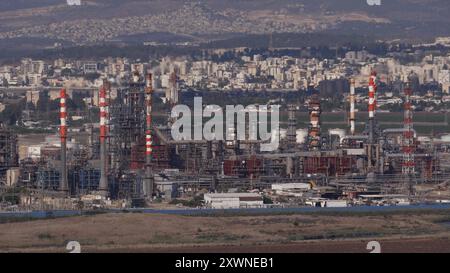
307;96;322;151
287;104;297;148
402;83;415;175
144;73;154;198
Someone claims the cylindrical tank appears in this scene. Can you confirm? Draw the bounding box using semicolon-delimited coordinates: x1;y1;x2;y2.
296;129;308;144
328;128;346;142
441;134;450;142
279;128;287;140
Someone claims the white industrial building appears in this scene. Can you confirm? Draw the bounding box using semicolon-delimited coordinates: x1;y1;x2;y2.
203;193;263;209
305;198;348;208
271;183;311;197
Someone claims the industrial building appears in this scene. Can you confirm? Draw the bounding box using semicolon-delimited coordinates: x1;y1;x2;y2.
204;193;264;209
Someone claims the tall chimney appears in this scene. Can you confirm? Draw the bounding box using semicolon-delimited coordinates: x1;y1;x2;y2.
349;79;356;135
368;71;377;143
59;88;69;194
98;81;109;196
145;73;154;198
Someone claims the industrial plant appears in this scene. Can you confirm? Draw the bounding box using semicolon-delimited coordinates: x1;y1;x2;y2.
1;69;450;210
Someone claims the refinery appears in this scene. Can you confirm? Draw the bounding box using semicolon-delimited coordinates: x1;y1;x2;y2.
1;68;450;211
3;0;450;256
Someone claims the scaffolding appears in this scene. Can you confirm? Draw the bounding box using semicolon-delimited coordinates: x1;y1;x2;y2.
0;127;18;178
109;74;146;173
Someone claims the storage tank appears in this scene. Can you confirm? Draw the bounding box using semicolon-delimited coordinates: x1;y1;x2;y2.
270;128;287;141
296;129;308;144
279;128;287;140
441;134;450;142
328;128;346;142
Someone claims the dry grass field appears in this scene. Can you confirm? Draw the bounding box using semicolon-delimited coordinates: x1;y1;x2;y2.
1;210;450;253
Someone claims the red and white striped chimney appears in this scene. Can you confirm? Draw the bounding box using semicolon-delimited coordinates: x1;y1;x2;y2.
145;74;153;158
402;84;415;175
368;71;377;120
98;81;109;196
99;85;107;144
60;89;67;141
59;88;68;193
350;79;356;135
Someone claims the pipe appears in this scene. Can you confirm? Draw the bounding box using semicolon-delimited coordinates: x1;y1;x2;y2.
350;78;356;135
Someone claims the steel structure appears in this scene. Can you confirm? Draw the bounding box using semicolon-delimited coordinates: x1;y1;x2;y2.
287;104;297;148
307;96;322;151
402;83;415;175
109;72;146;173
0;126;18;178
144;73;154;198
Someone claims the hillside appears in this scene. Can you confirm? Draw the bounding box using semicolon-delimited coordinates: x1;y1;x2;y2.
0;0;448;48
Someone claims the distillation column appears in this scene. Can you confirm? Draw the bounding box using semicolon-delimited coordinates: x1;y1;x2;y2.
402;83;415;195
366;72;379;171
307;96;322;151
145;73;154;198
287;104;297;148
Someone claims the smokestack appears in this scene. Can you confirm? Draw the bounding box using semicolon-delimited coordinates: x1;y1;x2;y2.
59;88;69;194
402;83;415;176
145;73;154;198
368;71;377;143
98;80;109;196
349;79;356;135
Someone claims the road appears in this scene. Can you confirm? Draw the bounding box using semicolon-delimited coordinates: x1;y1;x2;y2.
2;203;450;219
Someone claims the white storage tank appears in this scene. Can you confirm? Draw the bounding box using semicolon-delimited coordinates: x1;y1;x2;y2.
441;134;450;142
328;128;346;142
296;129;308;144
279;128;287;140
271;128;288;141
